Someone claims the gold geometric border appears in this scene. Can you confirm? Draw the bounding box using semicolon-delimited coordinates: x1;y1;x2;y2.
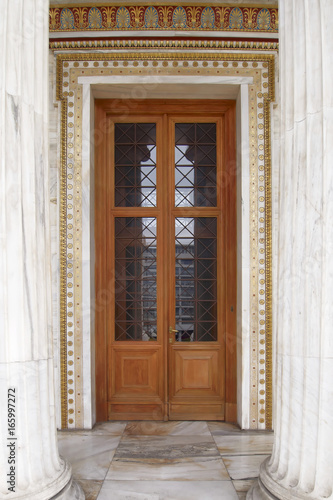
55;50;275;430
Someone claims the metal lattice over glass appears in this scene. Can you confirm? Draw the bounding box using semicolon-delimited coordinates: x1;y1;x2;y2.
115;123;157;207
115;217;157;341
175;123;217;207
175;217;217;342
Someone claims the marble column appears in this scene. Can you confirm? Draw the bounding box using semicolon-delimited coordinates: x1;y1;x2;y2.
0;1;84;498
248;1;333;499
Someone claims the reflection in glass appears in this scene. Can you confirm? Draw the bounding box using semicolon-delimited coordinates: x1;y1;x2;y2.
175;123;217;207
115;217;157;341
175;217;217;342
115;123;156;207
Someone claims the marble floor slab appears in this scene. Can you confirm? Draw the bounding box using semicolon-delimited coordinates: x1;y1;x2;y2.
115;434;219;460
232;480;257;500
223;454;270;480
208;422;243;436
98;480;239;500
58;433;122;480
123;421;211;437
58;421;273;499
214;433;274;455
76;479;103;500
107;456;230;481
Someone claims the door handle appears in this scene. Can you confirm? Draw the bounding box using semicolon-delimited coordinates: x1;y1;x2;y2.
169;326;178;343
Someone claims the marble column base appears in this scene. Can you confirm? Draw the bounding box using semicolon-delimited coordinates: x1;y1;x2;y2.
51;477;85;500
247;479;278;500
247;458;324;500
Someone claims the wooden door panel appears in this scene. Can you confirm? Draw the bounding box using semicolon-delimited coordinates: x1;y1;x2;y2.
169;403;225;420
110;346;162;398
108;345;164;420
172;347;222;397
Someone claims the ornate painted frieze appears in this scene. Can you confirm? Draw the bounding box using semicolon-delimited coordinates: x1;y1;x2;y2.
50;5;278;32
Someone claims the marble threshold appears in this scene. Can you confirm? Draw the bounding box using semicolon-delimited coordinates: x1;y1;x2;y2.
58;421;273;500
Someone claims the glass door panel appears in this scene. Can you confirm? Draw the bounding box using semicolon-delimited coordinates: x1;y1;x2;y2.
114;217;157;341
175;123;217;207
175;217;218;342
114;123;157;207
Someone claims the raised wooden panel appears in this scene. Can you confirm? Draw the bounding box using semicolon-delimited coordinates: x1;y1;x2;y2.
169;403;224;421
110;346;162;399
172;347;222;398
108;403;164;421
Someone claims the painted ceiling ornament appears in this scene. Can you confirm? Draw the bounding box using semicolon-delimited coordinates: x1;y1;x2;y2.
185;6;201;28
60;8;74;30
49;7;60;30
72;7;89;29
116;7;130;29
257;9;271;31
88;7;102;29
215;6;232;29
129;6;145;29
229;7;243;30
173;6;187;28
101;6;116;29
242;7;259;30
145;7;159;28
201;7;215;29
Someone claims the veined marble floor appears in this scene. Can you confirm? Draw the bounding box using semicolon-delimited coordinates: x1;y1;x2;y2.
58;421;273;500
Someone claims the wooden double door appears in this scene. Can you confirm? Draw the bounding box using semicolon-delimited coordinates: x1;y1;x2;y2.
95;99;236;422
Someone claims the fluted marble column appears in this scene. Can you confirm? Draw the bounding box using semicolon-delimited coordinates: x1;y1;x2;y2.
248;1;333;499
0;1;83;498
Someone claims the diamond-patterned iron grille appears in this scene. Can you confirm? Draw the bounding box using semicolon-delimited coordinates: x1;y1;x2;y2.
115;123;157;207
175;123;217;207
115;217;157;341
175;217;217;342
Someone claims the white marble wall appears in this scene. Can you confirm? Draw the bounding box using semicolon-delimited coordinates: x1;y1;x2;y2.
0;1;82;498
248;1;333;498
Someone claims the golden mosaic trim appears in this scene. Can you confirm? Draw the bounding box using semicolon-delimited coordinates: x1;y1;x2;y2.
59;98;68;429
50;39;278;52
264;98;272;429
56;50;275;430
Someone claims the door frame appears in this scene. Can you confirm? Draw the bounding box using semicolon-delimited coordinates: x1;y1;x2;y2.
94;99;237;422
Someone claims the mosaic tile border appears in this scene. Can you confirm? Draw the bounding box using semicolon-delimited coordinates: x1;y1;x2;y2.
50;5;278;32
55;50;275;430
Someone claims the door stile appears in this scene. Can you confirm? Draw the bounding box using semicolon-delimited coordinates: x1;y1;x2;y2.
95;103;108;421
106;118;114;401
223;104;237;421
161;113;170;420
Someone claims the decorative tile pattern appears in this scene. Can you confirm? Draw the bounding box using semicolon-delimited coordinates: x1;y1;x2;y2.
50;5;278;32
55;52;275;430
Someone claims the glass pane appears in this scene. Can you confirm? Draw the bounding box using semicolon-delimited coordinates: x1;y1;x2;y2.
175;123;216;207
115;217;157;341
175;217;217;342
115;123;156;207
